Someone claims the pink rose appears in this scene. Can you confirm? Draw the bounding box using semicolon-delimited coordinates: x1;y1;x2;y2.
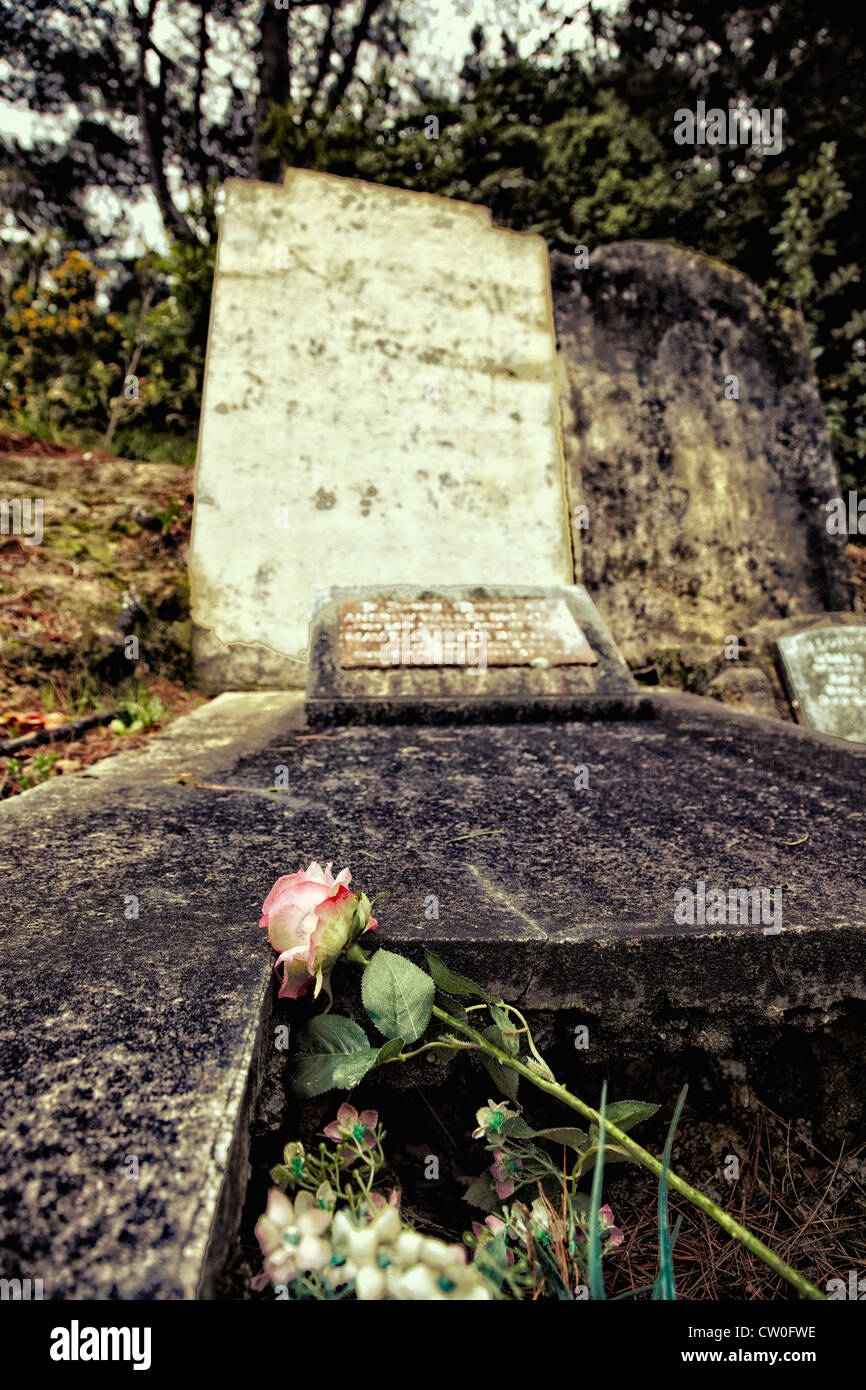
258;861;376;1000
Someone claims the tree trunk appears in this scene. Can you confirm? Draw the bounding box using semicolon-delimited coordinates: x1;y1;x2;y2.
253;6;292;182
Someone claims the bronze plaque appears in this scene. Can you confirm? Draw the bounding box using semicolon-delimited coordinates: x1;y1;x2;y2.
338;598;598;669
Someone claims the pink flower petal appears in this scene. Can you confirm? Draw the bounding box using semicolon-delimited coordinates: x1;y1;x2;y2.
261;870;308;915
304;861;330;884
305;886;356;972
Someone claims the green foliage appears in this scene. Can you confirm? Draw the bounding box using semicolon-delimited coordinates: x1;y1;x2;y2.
587;1083;608;1301
4;750;58;791
273;63;711;256
4;7;863;484
109;687;168;736
275;929;824;1299
653;1087;687;1302
767;143;865;488
0;208;214;463
0;247;125;437
480;1025;521;1102
425;949;493;1000
361;948;435;1042
292;1014;384;1098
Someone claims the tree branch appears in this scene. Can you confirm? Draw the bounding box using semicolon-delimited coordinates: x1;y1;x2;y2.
325;0;384;116
133;0;195;241
194;0;212;189
304;3;337;122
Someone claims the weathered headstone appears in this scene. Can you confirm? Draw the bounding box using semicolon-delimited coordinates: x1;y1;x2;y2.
777;624;866;743
552;243;855;670
190;170;573;692
306;583;641;724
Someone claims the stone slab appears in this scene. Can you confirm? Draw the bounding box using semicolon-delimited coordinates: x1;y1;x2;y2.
777;623;866;743
305;584;641;724
190;171;573;691
2;692;864;1297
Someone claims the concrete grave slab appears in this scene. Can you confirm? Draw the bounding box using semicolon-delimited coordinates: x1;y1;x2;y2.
305;583;643;724
190;171;573;691
1;694;864;1296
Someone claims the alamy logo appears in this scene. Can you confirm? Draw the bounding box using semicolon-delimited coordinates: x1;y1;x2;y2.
826;1270;866;1299
0;1276;43;1299
379;620;488;672
825;492;866;535
49;1320;152;1371
0;497;43;546
674;102;783;155
674;880;782;934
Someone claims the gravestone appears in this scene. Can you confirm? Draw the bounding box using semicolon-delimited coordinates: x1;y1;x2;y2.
306;583;642;724
551;243;855;671
190;170;573;692
777;624;866;743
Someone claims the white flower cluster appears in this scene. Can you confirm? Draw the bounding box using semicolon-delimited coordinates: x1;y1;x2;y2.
331;1205;491;1301
256;1189;492;1301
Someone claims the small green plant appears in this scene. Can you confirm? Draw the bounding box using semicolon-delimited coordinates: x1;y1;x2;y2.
109;687;168;736
4;750;59;791
151;496;186;533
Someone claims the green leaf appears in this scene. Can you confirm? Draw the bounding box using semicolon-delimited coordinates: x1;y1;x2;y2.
579;1144;632;1173
425;950;491;1000
532;1238;574;1301
462;1172;499;1211
298;1013;369;1052
474;1230;511;1292
434;989;469;1025
488;1004;519;1054
291;1014;380;1098
362;949;434;1043
374;1037;405;1066
292;1048;381;1098
499;1115;537;1139
533;1126;590;1152
590;1101;658;1139
480;1025;519;1102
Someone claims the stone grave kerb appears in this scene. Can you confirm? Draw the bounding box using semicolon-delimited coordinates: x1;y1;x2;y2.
189;168;577;694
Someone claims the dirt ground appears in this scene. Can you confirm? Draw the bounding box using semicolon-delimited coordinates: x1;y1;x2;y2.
0;428;205;796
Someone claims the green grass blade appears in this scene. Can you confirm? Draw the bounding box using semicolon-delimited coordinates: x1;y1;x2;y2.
587;1081;607;1301
653;1085;688;1300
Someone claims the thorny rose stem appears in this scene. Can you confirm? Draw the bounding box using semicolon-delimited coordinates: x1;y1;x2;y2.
424;1005;824;1301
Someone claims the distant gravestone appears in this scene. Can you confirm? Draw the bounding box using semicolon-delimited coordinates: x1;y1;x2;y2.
190;171;573;691
552;243;854;670
305;583;641;724
777;625;866;743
